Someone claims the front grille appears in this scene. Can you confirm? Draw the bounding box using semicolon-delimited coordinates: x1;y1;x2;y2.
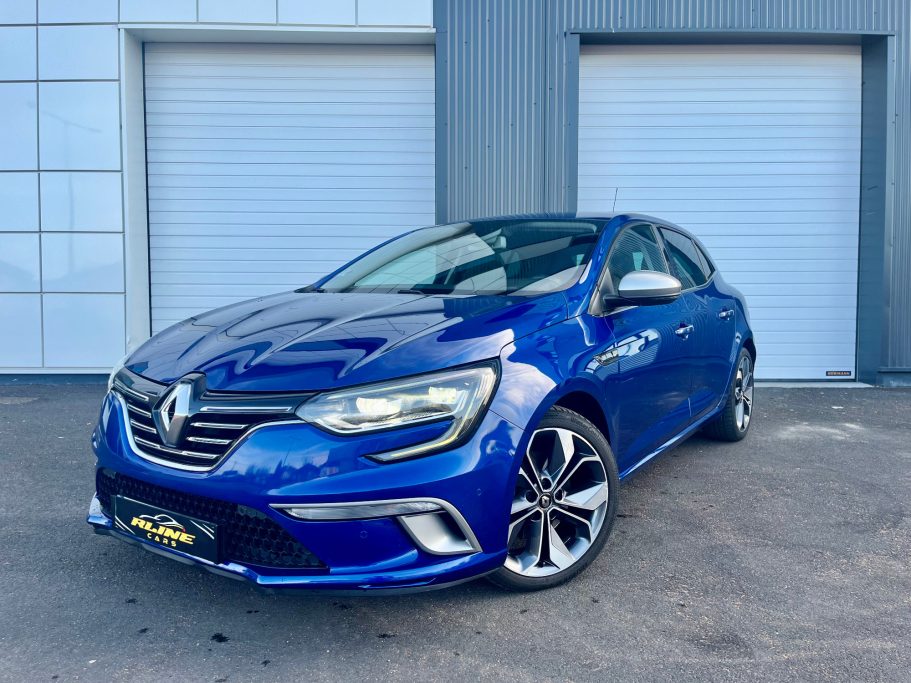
96;469;325;570
112;370;310;471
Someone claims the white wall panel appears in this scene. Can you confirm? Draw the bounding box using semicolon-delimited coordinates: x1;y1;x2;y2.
40;172;123;231
38;25;119;80
38;0;117;23
119;0;197;23
279;0;356;25
198;0;276;24
38;81;121;170
0;173;39;230
0;294;42;366
578;45;861;380
358;0;433;26
0;27;36;80
41;232;124;292
0;233;40;291
0;0;36;24
145;43;435;332
43;293;125;366
0;83;37;170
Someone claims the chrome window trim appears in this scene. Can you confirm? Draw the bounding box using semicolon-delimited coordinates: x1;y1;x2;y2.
271;496;483;555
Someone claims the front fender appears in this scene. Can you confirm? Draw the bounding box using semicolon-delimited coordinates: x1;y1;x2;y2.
489;316;616;466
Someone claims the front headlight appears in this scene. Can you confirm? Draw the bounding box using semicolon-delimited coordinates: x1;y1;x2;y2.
297;363;499;462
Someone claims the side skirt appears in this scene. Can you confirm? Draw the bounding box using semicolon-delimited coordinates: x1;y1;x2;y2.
617;404;723;480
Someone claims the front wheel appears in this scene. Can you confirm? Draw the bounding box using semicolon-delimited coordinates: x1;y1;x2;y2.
487;406;619;592
703;347;755;442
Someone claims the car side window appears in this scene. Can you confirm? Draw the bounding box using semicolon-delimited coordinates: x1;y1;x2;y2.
695;243;715;278
659;228;708;290
606;224;669;292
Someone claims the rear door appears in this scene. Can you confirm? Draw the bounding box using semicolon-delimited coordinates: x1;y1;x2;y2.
658;227;735;420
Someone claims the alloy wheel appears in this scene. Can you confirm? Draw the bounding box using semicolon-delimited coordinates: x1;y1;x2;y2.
734;354;754;431
505;427;609;577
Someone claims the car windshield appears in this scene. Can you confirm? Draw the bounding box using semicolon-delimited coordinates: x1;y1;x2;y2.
316;219;604;296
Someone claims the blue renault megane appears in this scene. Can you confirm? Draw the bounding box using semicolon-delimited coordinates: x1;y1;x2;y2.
89;213;756;592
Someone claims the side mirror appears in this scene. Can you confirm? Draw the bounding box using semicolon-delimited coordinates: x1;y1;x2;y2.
615;270;682;306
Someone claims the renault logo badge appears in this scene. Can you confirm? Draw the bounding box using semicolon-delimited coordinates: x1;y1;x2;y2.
154;379;195;447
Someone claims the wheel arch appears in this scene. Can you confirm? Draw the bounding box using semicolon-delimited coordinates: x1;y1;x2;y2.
743;336;757;362
552;389;612;447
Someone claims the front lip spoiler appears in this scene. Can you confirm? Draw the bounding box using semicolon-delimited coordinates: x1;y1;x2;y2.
87;497;499;595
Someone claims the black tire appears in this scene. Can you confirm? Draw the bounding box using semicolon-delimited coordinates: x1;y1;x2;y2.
487;405;619;592
703;347;755;442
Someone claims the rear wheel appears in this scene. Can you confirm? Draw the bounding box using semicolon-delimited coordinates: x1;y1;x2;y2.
487;406;619;592
703;348;754;442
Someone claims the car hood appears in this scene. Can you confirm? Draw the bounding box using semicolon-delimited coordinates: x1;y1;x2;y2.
125;291;568;392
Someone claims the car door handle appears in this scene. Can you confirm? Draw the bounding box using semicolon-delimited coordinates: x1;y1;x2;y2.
718;309;734;320
675;324;695;338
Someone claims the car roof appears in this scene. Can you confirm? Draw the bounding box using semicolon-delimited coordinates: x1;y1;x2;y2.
458;212;696;238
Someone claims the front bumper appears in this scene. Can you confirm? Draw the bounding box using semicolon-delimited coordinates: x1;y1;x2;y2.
88;391;523;591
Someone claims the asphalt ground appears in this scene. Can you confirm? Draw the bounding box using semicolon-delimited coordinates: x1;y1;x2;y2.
0;383;909;682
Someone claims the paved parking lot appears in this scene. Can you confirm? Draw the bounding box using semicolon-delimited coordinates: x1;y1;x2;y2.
0;383;909;682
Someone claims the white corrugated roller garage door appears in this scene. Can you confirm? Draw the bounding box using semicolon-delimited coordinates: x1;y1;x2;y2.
144;43;435;333
578;45;861;380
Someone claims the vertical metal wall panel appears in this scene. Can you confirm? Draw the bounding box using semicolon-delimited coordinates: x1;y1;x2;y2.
856;36;889;383
753;0;885;32
435;0;545;221
438;0;909;374
890;0;911;372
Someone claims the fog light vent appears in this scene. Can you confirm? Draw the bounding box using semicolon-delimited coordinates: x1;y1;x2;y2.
399;511;479;556
271;497;481;556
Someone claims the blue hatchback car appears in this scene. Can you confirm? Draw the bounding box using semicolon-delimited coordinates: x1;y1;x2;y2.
89;214;755;592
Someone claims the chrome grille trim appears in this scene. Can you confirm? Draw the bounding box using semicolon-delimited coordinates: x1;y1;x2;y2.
129;419;157;434
126;403;152;419
110;368;312;472
199;405;296;414
187;436;232;446
118;383;151;403
191;421;246;430
134;435;219;461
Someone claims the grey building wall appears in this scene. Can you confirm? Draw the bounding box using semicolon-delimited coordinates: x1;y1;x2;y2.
434;0;547;220
434;0;910;384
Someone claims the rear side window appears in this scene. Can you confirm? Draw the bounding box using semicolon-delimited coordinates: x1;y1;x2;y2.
659;228;709;289
695;243;715;277
606;223;669;291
